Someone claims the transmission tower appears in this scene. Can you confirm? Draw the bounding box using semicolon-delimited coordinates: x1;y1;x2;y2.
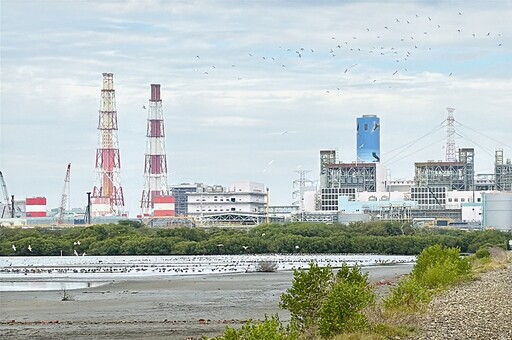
292;170;315;209
140;84;170;215
92;73;125;216
445;107;457;162
57;163;71;225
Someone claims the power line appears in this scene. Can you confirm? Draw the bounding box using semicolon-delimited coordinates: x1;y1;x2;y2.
383;120;445;165
454;120;512;150
384;135;447;167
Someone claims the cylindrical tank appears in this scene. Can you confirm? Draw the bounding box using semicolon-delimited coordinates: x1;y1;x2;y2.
356;114;380;162
482;192;512;231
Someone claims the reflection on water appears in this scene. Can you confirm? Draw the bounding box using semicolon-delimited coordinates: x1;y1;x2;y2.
0;281;108;292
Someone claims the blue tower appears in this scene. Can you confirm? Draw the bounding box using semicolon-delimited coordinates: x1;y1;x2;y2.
356;114;380;162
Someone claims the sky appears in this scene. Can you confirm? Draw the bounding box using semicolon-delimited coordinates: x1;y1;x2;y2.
1;0;511;217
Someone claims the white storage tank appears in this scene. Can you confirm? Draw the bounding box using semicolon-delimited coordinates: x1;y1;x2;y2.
482;192;512;231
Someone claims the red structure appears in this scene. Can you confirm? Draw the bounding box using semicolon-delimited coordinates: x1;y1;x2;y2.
140;84;172;215
26;197;47;217
153;196;176;217
92;73;125;216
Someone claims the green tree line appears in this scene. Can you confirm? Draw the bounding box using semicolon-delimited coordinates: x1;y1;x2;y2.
0;220;510;256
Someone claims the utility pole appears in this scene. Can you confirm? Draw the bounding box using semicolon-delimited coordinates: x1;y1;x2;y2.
85;192;91;224
266;187;270;224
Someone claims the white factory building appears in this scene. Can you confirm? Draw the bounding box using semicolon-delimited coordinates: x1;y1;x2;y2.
187;182;267;218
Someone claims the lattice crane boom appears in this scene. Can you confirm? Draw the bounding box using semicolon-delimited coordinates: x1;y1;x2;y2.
0;171;12;218
57;163;71;225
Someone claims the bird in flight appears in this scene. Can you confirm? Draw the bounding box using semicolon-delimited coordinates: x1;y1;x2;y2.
142;105;146;109
12;245;16;252
28;245;32;252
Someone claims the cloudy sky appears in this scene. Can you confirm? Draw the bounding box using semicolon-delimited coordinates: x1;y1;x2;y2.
1;0;511;216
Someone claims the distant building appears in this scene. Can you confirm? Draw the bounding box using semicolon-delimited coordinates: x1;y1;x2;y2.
187;182;267;216
186;182;267;225
169;183;200;216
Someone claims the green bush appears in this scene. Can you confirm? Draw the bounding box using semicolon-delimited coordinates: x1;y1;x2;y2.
383;276;431;311
384;244;472;311
280;262;374;338
279;262;333;331
318;268;375;337
475;247;491;259
214;314;296;340
412;244;471;285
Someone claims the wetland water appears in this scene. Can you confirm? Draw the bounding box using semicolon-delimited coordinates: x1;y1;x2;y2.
0;255;414;339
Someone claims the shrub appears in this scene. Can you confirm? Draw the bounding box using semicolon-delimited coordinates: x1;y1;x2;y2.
318;267;375;337
256;261;278;272
384;244;473;312
475;247;491;259
383;276;430;311
280;262;333;331
215;314;296;340
280;262;375;338
412;244;471;285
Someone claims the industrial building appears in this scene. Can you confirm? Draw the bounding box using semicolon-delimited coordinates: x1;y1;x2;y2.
293;110;512;230
2;74;510;231
186;182;268;225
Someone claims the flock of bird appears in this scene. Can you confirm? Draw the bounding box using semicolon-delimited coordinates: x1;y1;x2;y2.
192;10;504;94
11;241;86;256
0;254;415;277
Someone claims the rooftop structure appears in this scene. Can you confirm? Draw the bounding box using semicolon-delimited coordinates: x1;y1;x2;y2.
414;148;474;191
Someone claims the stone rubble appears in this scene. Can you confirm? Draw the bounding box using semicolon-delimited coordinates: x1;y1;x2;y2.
412;264;512;340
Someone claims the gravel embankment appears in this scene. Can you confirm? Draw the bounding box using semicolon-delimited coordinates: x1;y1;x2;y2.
412;263;512;340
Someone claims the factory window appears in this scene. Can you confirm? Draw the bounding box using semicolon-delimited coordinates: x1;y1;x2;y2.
364;123;368;130
448;198;452;202
231;207;236;211
477;198;481;202
454;198;458;202
461;198;465;202
231;197;236;202
214;199;217;201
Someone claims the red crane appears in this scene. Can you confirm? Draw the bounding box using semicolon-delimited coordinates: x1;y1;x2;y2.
57;163;71;225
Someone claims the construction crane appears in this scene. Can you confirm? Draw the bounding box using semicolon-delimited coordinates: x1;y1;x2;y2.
0;171;13;218
57;163;71;225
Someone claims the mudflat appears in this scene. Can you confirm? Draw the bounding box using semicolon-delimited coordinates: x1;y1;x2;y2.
0;264;412;340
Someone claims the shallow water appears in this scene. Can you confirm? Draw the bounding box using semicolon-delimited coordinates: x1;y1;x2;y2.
0;254;416;291
0;280;109;292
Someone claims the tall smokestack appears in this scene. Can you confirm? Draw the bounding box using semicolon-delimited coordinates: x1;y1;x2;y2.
140;84;170;215
91;73;125;216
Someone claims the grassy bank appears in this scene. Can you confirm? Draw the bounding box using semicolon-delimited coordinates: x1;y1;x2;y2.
211;245;511;340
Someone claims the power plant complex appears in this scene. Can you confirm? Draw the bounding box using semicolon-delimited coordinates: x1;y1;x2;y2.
1;74;511;231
